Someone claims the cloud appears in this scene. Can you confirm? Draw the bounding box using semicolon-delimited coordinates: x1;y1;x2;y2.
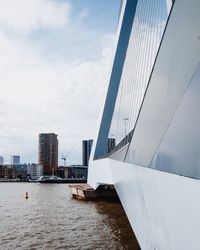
0;29;114;164
0;0;71;33
0;0;117;164
79;8;90;19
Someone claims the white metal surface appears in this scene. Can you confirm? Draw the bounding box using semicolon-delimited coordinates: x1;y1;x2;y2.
126;0;200;168
88;158;200;250
88;0;200;249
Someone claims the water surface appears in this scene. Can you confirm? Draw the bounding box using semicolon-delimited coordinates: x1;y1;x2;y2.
0;183;140;249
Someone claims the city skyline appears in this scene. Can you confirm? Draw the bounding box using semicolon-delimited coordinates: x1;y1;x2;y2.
0;132;96;166
0;133;97;166
0;0;120;165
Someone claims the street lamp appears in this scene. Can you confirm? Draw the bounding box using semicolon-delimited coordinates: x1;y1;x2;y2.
123;118;129;138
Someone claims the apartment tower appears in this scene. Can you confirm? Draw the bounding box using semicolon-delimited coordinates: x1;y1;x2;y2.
38;133;58;175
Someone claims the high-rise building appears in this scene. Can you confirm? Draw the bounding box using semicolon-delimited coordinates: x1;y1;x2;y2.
82;140;93;166
0;156;4;165
11;155;20;165
38;133;58;175
106;138;116;154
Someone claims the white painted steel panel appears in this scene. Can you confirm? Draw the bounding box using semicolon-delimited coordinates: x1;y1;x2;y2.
109;144;129;161
126;0;200;168
110;159;200;250
89;158;200;250
151;65;200;178
87;158;114;189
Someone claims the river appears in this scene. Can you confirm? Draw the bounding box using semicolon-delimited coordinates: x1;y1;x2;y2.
0;183;140;250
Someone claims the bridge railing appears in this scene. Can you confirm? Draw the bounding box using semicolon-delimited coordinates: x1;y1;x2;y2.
94;129;134;160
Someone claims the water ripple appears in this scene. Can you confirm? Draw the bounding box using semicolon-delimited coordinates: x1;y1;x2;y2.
0;183;140;250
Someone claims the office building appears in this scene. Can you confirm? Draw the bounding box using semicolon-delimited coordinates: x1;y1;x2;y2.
4;164;16;179
82;140;93;166
15;164;27;180
0;156;4;165
38;133;58;175
0;165;4;178
11;155;20;165
58;165;88;179
27;163;43;180
0;165;15;179
70;165;88;178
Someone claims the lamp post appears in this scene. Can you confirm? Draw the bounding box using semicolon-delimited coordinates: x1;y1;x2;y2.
123;118;129;138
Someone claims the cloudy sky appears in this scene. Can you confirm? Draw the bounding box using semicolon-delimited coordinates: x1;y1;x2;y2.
0;0;120;164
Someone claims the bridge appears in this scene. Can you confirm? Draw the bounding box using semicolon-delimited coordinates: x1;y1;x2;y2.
87;0;200;249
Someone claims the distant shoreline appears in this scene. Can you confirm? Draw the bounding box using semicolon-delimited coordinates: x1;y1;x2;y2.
0;179;87;184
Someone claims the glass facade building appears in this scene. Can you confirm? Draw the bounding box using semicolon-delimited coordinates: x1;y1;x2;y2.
82;140;93;166
11;155;20;165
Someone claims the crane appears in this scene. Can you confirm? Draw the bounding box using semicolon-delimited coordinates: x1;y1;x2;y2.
61;146;73;167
